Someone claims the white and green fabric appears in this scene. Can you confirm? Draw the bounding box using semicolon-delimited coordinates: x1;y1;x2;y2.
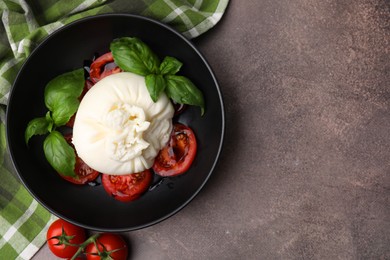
0;0;229;259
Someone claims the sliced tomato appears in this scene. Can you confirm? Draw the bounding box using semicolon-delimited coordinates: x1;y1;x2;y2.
89;52;121;83
153;123;197;177
61;134;100;185
102;170;153;202
61;156;100;185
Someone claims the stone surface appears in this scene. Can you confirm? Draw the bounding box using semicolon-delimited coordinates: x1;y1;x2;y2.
34;0;390;259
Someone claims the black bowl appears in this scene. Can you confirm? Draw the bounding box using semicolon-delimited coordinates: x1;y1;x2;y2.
6;14;224;232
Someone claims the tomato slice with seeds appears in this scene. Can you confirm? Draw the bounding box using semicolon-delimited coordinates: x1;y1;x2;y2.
102;170;153;202
152;123;197;177
61;134;100;185
89;52;121;83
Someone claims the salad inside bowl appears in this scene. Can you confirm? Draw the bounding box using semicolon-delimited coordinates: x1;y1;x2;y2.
6;14;224;232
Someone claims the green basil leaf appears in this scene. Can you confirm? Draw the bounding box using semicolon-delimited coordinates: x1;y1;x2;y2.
43;131;76;178
45;111;54;132
110;37;160;76
25;115;52;144
51;96;80;126
159;56;182;75
145;74;166;102
44;68;84;112
165;75;205;115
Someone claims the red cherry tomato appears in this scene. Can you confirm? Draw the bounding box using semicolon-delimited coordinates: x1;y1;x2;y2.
89;52;121;83
46;219;86;259
61;134;100;185
152;123;197;177
102;170;153;202
85;233;128;260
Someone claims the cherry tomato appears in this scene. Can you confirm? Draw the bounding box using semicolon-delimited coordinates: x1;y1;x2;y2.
89;52;121;83
102;170;152;202
153;123;197;177
46;219;86;259
85;233;128;260
61;134;100;185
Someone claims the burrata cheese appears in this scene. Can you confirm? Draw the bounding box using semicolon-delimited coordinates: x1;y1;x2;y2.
72;72;174;175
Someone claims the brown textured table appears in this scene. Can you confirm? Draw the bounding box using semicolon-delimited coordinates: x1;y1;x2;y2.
34;1;390;259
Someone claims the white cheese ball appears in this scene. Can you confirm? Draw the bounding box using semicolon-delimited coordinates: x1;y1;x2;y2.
72;72;174;175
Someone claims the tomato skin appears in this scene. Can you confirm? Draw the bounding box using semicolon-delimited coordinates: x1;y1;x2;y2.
61;134;100;185
89;52;121;83
85;233;128;260
102;170;153;202
153;123;197;177
60;156;100;185
46;219;86;259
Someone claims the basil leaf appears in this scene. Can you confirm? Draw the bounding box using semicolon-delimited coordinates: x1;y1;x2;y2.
110;37;160;76
25;114;52;144
160;56;182;75
45;111;54;132
51;96;80;126
165;75;205;115
43;131;76;178
44;68;84;112
145;74;166;102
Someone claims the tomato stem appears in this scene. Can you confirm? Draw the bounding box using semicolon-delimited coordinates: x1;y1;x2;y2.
70;233;100;260
47;226;79;247
92;239;126;260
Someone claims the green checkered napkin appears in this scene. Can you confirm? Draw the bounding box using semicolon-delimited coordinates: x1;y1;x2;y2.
0;0;229;259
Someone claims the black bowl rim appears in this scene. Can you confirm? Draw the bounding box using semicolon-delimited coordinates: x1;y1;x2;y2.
6;13;225;232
